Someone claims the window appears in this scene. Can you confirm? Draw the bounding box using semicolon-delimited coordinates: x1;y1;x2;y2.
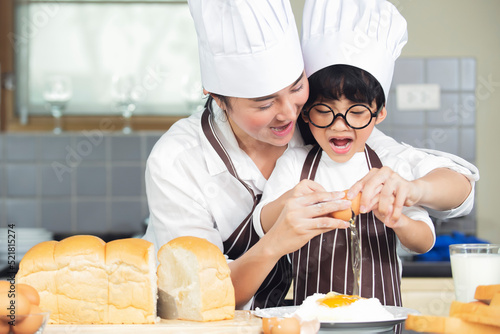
3;0;204;132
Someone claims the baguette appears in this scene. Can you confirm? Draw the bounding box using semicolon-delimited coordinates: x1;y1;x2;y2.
405;314;500;334
474;284;500;304
449;301;500;327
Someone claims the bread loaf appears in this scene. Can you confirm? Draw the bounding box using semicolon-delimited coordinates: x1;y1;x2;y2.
16;235;157;324
405;284;500;333
474;284;500;304
107;238;157;324
157;236;235;321
405;314;500;334
55;235;108;324
15;240;59;323
449;300;500;327
490;293;500;307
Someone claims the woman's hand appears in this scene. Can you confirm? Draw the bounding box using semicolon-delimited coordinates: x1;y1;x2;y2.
346;167;422;226
262;179;352;257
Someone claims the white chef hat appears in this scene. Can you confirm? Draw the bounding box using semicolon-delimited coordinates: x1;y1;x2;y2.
188;0;304;98
301;0;408;100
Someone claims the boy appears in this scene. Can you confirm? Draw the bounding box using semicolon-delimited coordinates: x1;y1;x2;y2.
252;0;476;314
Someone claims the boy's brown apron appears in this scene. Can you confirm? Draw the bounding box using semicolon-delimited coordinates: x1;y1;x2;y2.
294;144;402;332
201;109;292;309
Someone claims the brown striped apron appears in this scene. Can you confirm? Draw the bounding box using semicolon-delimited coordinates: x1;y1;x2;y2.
201;109;292;309
293;144;402;333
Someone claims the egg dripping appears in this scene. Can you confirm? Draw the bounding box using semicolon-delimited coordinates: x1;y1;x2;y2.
317;293;361;308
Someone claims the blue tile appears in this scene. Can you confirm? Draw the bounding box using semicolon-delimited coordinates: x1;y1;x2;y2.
460;127;476;163
392;58;425;88
76;201;107;233
461;58;476;91
427;58;460;91
426;128;459;155
5;135;37;161
146;134;163;157
40;165;72;196
6;199;38;227
73;135;107;162
382;94;396;126
0;202;5;228
76;166;107;196
374;124;392;137
427;93;460;127
0;135;4;161
6;164;37;197
460;93;476;126
390;92;425;126
41;200;73;233
392;128;426;148
0;165;4;197
110;200;144;233
40;135;73;161
111;166;143;197
110;136;142;161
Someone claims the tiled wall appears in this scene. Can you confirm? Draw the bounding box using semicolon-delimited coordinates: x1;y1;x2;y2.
0;57;477;236
381;57;477;235
0;132;163;235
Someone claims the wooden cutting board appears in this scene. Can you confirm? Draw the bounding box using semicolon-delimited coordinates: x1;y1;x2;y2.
43;310;263;334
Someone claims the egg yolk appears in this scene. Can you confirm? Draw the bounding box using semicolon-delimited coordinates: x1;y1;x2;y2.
317;294;361;308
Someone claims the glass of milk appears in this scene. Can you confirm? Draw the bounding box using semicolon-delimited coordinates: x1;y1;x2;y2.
449;243;500;302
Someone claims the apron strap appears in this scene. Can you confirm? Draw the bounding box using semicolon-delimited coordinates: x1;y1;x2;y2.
364;144;382;169
201;108;292;309
300;145;322;181
294;143;402;310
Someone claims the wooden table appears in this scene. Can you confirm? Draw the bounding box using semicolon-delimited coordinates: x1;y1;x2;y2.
44;310;263;334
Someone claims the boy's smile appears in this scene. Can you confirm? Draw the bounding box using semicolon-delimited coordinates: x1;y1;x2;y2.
329;136;353;155
303;96;386;163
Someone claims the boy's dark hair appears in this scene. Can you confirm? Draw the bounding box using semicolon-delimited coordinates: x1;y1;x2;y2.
299;64;386;145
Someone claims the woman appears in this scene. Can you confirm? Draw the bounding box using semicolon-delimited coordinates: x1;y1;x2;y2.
144;0;478;310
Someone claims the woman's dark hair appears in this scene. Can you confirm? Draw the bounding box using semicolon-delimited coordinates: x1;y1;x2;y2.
205;93;231;114
299;64;386;145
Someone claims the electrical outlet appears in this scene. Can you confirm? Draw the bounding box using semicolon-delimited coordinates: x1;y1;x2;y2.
396;84;441;110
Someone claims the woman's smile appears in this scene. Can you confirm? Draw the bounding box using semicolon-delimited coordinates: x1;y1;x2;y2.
271;121;295;137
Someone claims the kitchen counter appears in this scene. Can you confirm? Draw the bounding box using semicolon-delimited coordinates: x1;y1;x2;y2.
402;261;452;278
44;310;262;334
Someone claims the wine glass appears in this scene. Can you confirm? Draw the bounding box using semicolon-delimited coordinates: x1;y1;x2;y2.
111;74;138;134
43;75;72;134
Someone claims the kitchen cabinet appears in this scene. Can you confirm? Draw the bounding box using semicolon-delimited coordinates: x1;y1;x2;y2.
401;278;455;317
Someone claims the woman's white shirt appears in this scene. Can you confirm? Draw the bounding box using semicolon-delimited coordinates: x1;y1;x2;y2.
142;103;304;256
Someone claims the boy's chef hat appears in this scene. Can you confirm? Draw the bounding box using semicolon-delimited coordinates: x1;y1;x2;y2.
301;0;407;100
187;0;304;98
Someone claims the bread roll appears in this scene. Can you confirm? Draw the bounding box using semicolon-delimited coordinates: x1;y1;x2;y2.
107;238;157;324
16;240;59;323
16;235;157;324
157;236;235;321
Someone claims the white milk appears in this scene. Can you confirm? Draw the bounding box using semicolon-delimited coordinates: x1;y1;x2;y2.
450;253;500;302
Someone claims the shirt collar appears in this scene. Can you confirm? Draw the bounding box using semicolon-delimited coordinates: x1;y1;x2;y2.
200;100;305;178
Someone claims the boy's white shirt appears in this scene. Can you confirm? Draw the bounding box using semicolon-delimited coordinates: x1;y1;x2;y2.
253;127;479;255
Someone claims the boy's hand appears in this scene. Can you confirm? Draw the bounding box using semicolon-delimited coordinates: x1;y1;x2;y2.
263;179;352;256
346;167;423;225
